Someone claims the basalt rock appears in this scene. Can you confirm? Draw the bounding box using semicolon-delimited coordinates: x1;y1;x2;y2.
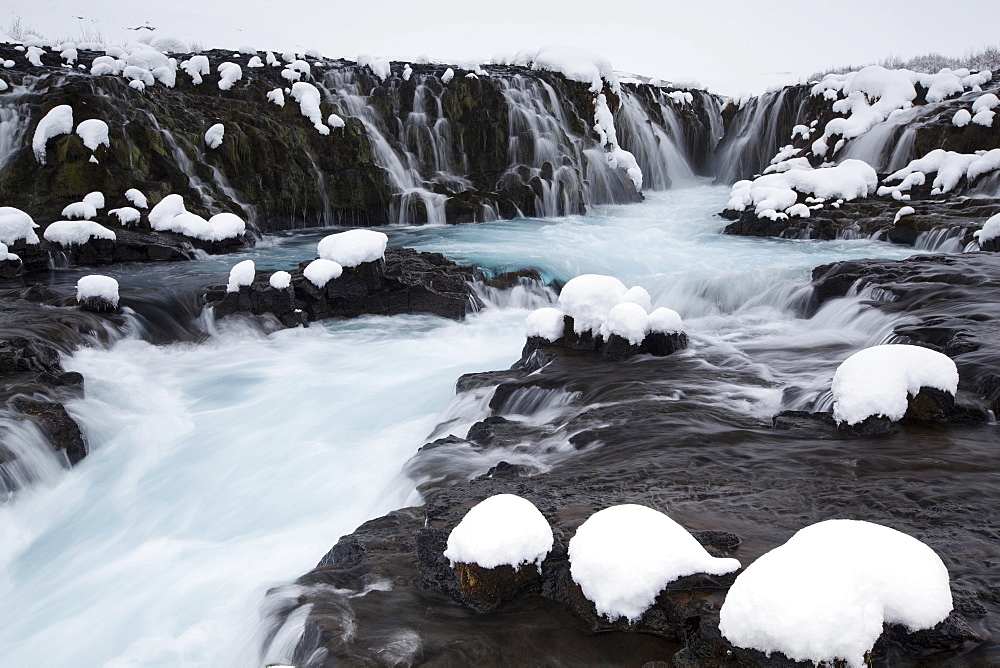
204;245;481;326
521;314;688;363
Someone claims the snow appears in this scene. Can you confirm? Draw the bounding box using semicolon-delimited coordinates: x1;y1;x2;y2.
152;66;176;88
719;519;952;668
266;88;285;107
92;56;123;76
971;109;995;127
269;271;292;290
61;202;98;220
290;82;330;135
26;46;44;67
303;258;343;288
530;44;620;95
280;68;301;82
0;79;7;92
0;207;40;245
443;494;553;571
76;119;110;152
885;149;1000;194
316;229;388;267
0;242;19;262
441;67;454;84
367;57;391;82
83;192;105;209
402;64;412;81
558;274;628;335
123;43;169;71
181;55;210;84
61;48;78;65
123;65;155;87
76;275;119;307
149;36;189;54
973;212;1000;244
265;51;279;67
226;260;255;292
108;207;141;226
601;302;649;345
247;56;264;68
288;60;311;78
148;194;187;230
594;94;642;191
205;123;225;149
648;307;683;334
525;307;565;342
667;90;693;105
32;104;73;164
831;344;959;425
971;93;999;113
621;286;652;312
327;114;345;129
207;212;246;240
217;62;242;91
893;206;915;224
569;504;741;623
43;220;116;245
727;160;877;218
125;188;148;209
952;109;971;127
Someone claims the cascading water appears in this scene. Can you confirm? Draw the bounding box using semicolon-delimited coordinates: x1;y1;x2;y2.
0;86;33;170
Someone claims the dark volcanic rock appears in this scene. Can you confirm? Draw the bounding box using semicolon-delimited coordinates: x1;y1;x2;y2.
520;314;689;363
204;245;481;326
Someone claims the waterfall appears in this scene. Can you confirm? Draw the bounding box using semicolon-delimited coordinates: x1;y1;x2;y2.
0;87;33;171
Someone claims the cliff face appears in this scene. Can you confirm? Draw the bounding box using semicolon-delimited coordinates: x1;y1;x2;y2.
0;45;726;234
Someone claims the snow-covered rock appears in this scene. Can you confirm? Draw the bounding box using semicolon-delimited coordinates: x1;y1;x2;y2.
226;260;255;292
0;207;40;245
43;220;116;246
727;160;878;219
648;307;683;334
75;119;110;152
719;519;952;668
441;67;455;84
83;192;105;210
266;88;285;107
885;148;1000;195
217;62;242;91
530;44;620;95
559;274;628;335
61;202;98;220
973;212;1000;246
205;123;225;149
893;205;915;223
444;494;553;571
316;229;388;267
148;195;246;241
76;274;120;309
832;344;959;425
525;306;565;342
32;105;73;164
269;270;292;289
208;213;246;240
125;188;148;209
303;258;343;287
181;55;210;84
594;94;642;191
290;82;330;135
951;109;972;127
327;113;345;129
569;504;741;622
108;207;141;226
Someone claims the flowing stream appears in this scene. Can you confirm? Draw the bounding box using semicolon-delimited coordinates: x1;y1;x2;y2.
0;184;957;666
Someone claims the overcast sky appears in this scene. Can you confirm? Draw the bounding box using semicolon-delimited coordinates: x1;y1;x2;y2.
8;0;1000;95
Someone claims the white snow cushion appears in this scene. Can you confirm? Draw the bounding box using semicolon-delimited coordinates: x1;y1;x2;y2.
558;274;628;335
108;207;141;225
205;123;224;149
75;119;110;151
269;271;292;289
226;260;255;292
832;344;959;425
443;494;553;570
32;104;74;164
648;307;683;334
76;274;119;306
525;307;565;342
316;229;388;267
43;220;116;245
601;302;649;345
973;212;1000;244
0;207;40;245
303;258;343;288
569;504;740;622
719;519;952;668
125;188;148;208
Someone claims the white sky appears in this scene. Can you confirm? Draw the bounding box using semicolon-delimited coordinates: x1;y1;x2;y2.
7;0;1000;96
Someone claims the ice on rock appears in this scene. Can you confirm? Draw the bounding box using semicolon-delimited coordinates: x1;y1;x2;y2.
368;57;391;82
291;82;330;135
569;505;740;622
832;344;958;425
61;202;98;220
316;229;388;267
973;212;1000;244
125;188;148;209
525;307;565;342
267;88;285;107
441;67;454;84
75;119;110;152
952;109;972;127
76;274;119;307
205;123;225;149
558;274;628;335
108;207;141;226
648;307;683;334
43;220;116;245
303;258;343;288
0;207;40;245
32;104;74;164
217;62;242;91
269;270;292;290
181;55;210;84
719;519;952;668
443;494;553;571
226;260;255;292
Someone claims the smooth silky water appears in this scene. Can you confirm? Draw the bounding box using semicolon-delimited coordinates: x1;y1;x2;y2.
0;184;980;666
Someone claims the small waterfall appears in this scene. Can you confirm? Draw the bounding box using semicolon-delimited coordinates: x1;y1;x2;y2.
914;226;967;253
615;89;695;189
0;412;68;498
148;115;216;208
837;105;928;173
207;164;260;230
0;88;33;170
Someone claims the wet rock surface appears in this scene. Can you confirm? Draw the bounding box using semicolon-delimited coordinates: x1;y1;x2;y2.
204;245;482;326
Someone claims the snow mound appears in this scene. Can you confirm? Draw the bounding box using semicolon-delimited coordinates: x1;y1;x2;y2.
885;148;1000;194
569;504;741;622
648;307;683;334
0;242;18;262
594;94;642;191
148;195;246;241
530;45;620;95
61;202;98;220
443;494;553;571
973;212;1000;244
558;274;628;335
43;220;116;245
76;119;110;152
316;229;388;267
125;188;148;209
441;67;454;84
208;213;246;240
217;62;242;91
0;207;40;245
227;260;255;292
303;258;343;288
832;344;958;425
952;109;971;127
32;104;73;164
108;207;141;226
719;519;952;668
727;160;878;219
971;93;999;113
327;113;345;128
893;206;915;223
76;275;119;307
181;55;210;84
205;123;225;149
269;271;292;289
267;88;285;107
291;82;330;134
601;302;649;345
525;307;565;342
247;56;264;69
972;108;995;127
83;192;105;209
